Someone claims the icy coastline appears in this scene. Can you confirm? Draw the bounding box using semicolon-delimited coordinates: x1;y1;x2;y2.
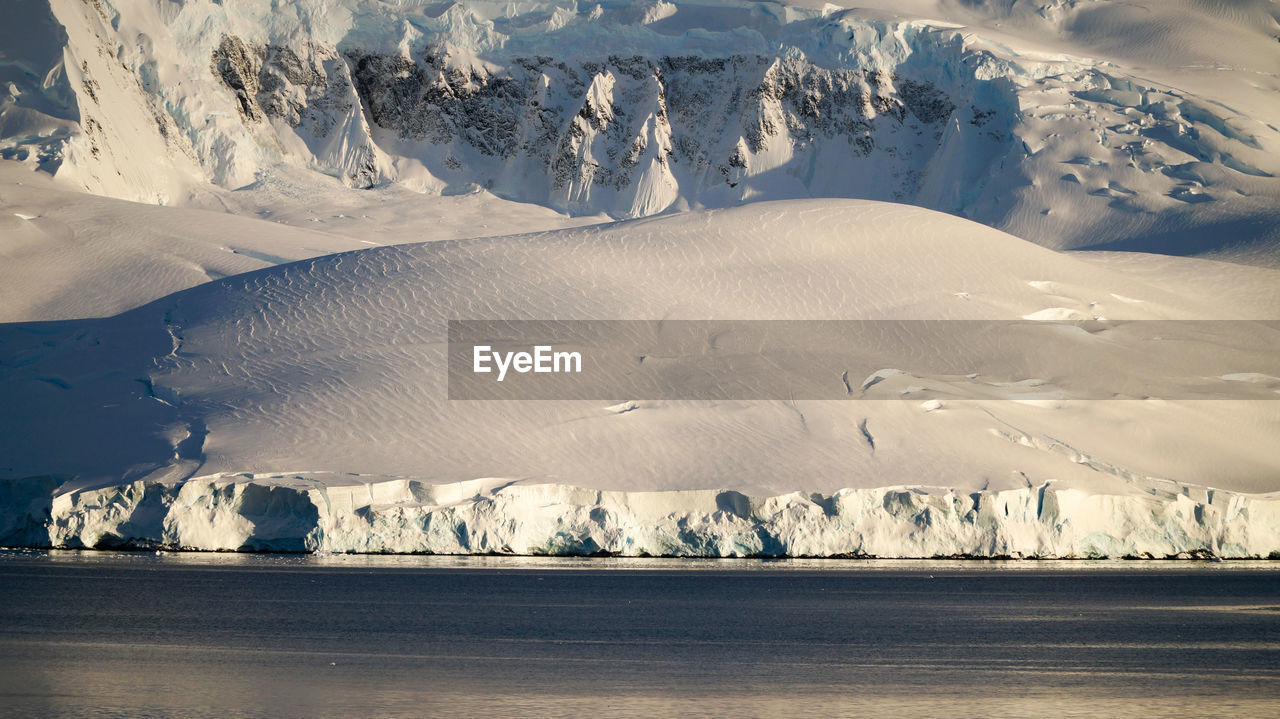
3;476;1277;559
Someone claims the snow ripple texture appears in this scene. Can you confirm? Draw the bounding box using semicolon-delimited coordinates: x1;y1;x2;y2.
2;475;1277;558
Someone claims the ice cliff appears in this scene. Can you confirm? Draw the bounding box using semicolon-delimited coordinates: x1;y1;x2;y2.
2;475;1277;558
2;201;1278;553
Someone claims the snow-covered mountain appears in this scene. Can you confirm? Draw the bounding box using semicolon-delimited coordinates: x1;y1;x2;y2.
6;0;1280;257
2;1;1279;557
2;199;1279;556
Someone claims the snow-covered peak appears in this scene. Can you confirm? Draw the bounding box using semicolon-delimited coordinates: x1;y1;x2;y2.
3;0;1279;257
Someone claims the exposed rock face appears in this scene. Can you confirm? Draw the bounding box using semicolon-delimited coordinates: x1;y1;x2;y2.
212;35;264;122
211;35;384;188
240;42;973;216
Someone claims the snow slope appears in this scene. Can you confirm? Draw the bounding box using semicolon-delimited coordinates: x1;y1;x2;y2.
0;162;360;321
5;0;1280;259
0;160;597;321
2;200;1278;555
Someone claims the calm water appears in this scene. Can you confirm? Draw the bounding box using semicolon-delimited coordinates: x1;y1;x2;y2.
0;552;1277;718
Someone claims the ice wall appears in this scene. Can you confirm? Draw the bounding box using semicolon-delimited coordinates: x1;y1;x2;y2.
4;476;1277;558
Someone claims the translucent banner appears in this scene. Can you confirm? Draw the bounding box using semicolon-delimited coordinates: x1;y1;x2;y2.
447;320;1280;400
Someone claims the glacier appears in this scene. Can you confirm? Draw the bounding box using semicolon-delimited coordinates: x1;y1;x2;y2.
2;3;1279;558
1;200;1278;558
2;474;1276;558
5;0;1280;256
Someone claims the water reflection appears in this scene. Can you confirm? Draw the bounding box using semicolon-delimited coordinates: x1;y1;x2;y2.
1;551;1277;718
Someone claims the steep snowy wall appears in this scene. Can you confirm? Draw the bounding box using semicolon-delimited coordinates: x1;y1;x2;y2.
1;0;205;203
6;0;1280;251
342;45;977;218
4;475;1278;558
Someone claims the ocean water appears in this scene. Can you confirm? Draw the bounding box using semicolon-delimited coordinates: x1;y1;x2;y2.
0;552;1277;718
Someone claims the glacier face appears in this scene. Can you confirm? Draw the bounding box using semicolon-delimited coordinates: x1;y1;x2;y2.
6;0;1280;253
3;474;1277;559
6;199;1278;498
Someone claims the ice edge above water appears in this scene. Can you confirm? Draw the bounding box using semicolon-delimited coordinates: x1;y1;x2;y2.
2;476;1277;559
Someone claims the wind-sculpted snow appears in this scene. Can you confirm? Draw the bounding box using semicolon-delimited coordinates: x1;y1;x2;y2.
1;200;1278;554
2;201;1278;506
3;474;1278;558
5;0;1280;255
